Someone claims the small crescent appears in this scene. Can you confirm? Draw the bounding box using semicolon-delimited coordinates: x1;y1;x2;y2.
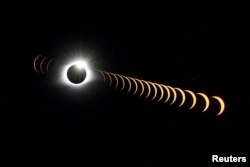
110;73;119;89
103;71;112;87
40;57;47;74
116;74;125;91
154;83;164;102
161;85;170;103
142;80;151;99
46;59;53;72
212;96;225;116
136;79;145;97
175;88;186;107
167;86;177;105
122;76;132;94
33;55;41;73
128;77;138;95
197;93;210;112
184;90;197;109
97;70;106;82
148;82;158;100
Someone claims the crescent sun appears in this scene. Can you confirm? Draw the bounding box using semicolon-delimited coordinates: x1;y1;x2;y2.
110;73;119;89
162;85;170;103
175;87;186;107
46;59;53;72
136;79;145;97
197;93;210;112
128;77;138;95
116;74;125;91
149;82;158;100
142;80;151;99
212;96;225;116
167;86;177;105
184;90;197;109
33;55;41;73
154;83;164;102
40;57;47;74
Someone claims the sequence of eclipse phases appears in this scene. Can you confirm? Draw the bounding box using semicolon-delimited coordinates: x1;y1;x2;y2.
34;54;225;116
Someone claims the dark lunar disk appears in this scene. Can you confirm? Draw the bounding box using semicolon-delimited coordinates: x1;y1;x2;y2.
67;65;87;84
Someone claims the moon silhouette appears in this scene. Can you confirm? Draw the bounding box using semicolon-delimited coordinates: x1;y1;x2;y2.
67;64;87;84
212;96;225;116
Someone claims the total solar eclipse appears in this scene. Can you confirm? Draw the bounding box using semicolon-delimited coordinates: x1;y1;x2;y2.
34;56;226;116
67;64;87;84
61;60;93;87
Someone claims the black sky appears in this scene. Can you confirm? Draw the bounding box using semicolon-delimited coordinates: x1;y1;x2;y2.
4;3;249;166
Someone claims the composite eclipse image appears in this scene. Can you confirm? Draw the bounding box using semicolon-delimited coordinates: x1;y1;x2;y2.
5;3;249;166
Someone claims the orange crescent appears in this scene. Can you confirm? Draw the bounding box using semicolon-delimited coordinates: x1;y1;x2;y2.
148;82;158;100
142;80;151;99
102;71;112;87
197;93;210;112
110;73;119;89
116;74;125;91
136;79;145;97
167;86;177;105
128;77;138;95
175;88;186;107
184;90;197;109
154;83;164;102
212;96;225;116
161;85;171;103
122;76;131;94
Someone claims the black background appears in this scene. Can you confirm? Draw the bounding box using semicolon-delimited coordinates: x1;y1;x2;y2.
4;3;249;166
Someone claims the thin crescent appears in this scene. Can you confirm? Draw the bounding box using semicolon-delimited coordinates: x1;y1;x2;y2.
97;70;106;82
197;93;210;112
110;73;119;89
33;55;41;73
122;76;132;94
161;85;170;103
175;88;186;107
184;90;197;109
154;83;164;102
212;96;225;116
136;79;145;97
103;71;112;87
46;59;53;72
148;82;158;100
40;57;47;74
128;77;138;95
142;80;151;99
167;86;177;105
116;74;125;91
